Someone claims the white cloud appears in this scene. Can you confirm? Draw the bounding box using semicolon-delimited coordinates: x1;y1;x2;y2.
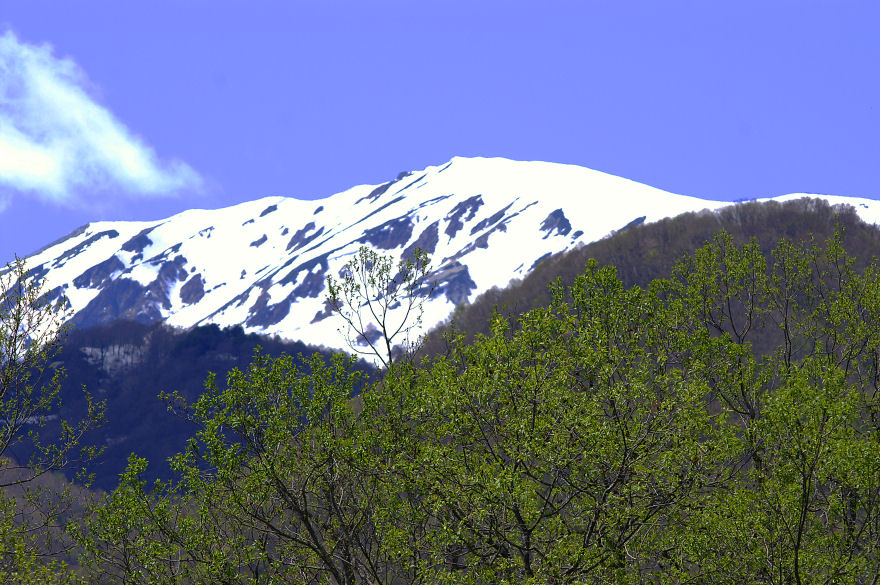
0;31;203;206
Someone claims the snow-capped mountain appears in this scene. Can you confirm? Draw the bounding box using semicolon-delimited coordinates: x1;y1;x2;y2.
19;157;880;353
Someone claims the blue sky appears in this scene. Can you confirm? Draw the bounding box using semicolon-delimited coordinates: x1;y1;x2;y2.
1;0;878;264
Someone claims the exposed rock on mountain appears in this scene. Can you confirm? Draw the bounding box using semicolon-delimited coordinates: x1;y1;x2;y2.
20;156;880;354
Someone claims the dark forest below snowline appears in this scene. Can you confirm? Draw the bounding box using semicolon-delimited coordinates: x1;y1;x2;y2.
22;321;375;491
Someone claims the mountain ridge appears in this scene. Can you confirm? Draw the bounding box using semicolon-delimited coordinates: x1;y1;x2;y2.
20;156;880;354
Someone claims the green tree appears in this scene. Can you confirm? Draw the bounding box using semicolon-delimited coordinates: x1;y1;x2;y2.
689;356;880;584
77;351;409;585
0;257;103;583
663;230;880;584
369;263;736;584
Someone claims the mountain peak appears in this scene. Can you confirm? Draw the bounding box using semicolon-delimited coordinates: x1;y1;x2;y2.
22;157;880;356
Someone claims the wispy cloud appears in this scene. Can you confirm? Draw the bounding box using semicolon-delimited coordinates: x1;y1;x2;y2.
0;31;203;207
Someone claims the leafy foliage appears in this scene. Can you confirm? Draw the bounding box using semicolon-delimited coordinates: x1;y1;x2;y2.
0;257;103;583
75;227;880;584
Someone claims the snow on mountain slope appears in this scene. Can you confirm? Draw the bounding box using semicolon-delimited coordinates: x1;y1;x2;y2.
20;156;880;354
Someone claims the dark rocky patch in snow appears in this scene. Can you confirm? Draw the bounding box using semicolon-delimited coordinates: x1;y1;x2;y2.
311;301;334;323
250;234;268;248
286;222;325;253
530;253;552;271
314;206;324;214
157;255;189;285
444;195;484;239
74;256;125;289
245;287;291;328
443;222;509;265
415;194;453;210
473;222;508;248
293;269;326;299
359;216;414;250
430;262;478;305
403;221;440;260
540;209;572;238
26;263;50;283
179;274;205;305
619;216;647;232
349;197;406;229
399;174;427;191
358;323;383;346
121;227;156;255
259;204;278;217
357;181;394;204
42;285;67;307
242;219;255;226
72;278;161;328
278;254;327;284
470;204;514;236
53;230;120;268
279;254;330;299
146;244;182;266
80;258;188;325
571;230;584;239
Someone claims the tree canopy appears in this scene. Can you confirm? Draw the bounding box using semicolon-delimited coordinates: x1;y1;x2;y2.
69;229;880;584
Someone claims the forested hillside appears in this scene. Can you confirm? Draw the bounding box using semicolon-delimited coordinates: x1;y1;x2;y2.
2;198;880;583
62;225;880;584
420;197;880;357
